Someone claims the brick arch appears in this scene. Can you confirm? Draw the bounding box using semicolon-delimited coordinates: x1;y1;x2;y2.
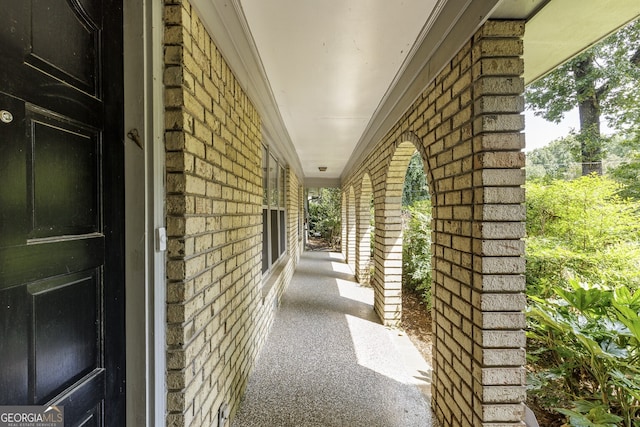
355;173;373;284
371;137;421;325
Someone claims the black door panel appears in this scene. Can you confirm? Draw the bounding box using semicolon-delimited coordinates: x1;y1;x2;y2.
0;286;29;404
30;0;100;95
0;237;104;289
27;107;101;239
0;0;124;425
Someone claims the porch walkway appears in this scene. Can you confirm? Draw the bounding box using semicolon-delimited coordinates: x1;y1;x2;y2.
232;249;435;427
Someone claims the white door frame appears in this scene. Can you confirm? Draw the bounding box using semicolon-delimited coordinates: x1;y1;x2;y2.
124;0;166;425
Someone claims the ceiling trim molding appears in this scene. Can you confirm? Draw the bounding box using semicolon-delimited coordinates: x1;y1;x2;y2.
190;0;304;179
340;0;501;182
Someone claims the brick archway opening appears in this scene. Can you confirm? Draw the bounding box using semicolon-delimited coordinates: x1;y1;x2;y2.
371;140;422;326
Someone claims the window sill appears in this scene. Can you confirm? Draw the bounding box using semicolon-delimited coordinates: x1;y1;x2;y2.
261;255;289;301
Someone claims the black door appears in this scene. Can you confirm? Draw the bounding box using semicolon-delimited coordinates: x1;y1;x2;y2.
0;0;125;425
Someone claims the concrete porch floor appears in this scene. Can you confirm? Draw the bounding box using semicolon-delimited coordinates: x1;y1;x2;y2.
232;249;436;427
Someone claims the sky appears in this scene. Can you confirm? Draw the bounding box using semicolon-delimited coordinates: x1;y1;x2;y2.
524;107;617;152
524;108;580;152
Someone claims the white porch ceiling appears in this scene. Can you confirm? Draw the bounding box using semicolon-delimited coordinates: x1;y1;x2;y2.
239;0;438;182
191;0;640;187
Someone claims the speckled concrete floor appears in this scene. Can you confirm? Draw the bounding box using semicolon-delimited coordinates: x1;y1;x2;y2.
231;250;435;427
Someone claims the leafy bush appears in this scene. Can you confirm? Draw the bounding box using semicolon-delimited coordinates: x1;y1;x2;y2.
526;175;640;296
608;134;640;200
526;175;640;425
402;200;432;309
402;152;430;206
525;134;582;181
308;188;342;244
527;281;640;426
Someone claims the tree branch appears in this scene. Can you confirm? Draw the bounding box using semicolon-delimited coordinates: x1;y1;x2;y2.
595;83;609;99
631;46;640;67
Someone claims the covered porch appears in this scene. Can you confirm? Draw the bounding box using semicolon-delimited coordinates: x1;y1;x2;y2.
2;1;639;426
138;1;640;426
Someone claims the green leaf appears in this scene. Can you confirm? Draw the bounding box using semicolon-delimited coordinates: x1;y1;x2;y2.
555;281;612;314
599;339;628;359
557;401;623;427
614;286;640;311
612;301;640;343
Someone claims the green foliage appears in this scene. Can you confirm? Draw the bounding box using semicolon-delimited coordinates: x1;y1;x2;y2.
527;176;639;250
526;134;582;181
526;131;640;189
525;20;640;425
369;201;375;256
526;174;640;425
402;152;430;207
607;134;640;200
556;401;624;427
527;281;640;426
595;20;640;134
402;200;432;309
400;152;432;308
526;176;640;296
308;188;341;243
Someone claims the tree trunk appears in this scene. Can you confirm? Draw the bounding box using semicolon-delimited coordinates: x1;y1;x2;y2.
572;53;603;175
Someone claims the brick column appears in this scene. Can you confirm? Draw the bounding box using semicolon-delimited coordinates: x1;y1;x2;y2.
470;21;527;426
373;140;416;326
429;20;526;427
347;187;357;271
355;175;372;285
341;191;347;258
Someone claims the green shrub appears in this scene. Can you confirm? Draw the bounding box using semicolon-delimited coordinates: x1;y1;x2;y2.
526;175;640;425
527;281;640;426
308;188;342;243
402;200;432;309
526;176;640;295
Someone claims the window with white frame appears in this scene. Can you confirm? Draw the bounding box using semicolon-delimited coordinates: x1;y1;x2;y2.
262;144;287;274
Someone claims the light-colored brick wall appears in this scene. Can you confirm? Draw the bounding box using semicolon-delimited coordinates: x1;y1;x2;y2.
287;170;302;265
342;21;526;427
163;1;302;425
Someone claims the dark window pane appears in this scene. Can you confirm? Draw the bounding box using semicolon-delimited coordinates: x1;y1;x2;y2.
279;210;286;255
279;166;285;207
262;145;268;206
269;154;278;207
262;209;269;273
270;209;278;264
